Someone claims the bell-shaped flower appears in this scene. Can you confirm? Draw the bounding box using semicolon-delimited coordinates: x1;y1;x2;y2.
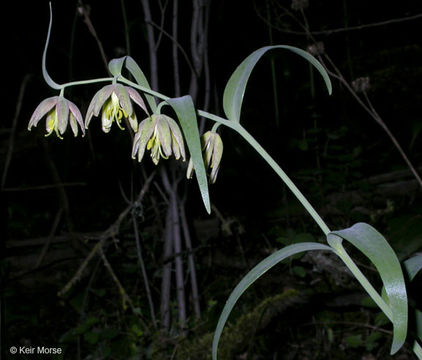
132;114;186;165
28;96;85;138
85;83;148;133
187;131;223;184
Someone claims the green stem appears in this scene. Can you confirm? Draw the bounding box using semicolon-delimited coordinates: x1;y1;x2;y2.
329;238;393;322
197;110;330;235
62;77;114;89
60;72;330;236
234;123;331;236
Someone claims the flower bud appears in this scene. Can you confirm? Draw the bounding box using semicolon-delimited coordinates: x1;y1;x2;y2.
187;131;223;184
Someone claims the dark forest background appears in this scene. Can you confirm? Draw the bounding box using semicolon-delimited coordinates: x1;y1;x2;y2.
1;0;422;359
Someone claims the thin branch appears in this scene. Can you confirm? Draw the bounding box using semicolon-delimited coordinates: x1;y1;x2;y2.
272;3;422;189
172;0;181;97
120;0;131;55
1;74;32;190
98;247;150;332
179;197;201;319
57;172;155;296
131;210;158;328
2;182;86;192
77;1;109;72
34;208;63;268
171;191;187;327
140;0;159;90
145;18;197;77
254;1;422;36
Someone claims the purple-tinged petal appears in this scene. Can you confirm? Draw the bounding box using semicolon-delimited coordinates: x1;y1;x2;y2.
93;85;114;116
114;84;133;116
69;113;78;137
68;100;85;136
134;117;156;162
56;97;70;135
126;86;149;115
28;96;58;130
85;85;114;129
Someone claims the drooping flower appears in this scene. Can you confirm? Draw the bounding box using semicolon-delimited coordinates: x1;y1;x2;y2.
85;83;148;133
28;96;85;138
132;114;186;165
187;131;223;184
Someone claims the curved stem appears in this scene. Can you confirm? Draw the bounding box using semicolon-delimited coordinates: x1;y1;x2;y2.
234;123;331;236
58;69;330;235
43;3;62;90
197;109;330;235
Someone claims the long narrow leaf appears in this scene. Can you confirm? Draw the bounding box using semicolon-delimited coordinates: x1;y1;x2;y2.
223;45;332;123
404;254;422;281
166;96;210;214
212;242;333;360
125;56;157;113
328;223;408;354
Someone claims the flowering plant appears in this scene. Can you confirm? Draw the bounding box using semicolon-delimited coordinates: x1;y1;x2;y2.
27;4;422;359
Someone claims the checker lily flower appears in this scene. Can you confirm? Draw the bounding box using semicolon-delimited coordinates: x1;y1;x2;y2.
187;131;223;184
132;114;186;165
28;96;85;138
85;83;148;133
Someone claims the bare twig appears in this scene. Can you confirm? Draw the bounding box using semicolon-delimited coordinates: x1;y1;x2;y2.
57;172;155;297
266;3;422;189
171;191;186;327
77;1;109;72
140;0;159;90
160;202;173;329
131;210;158;328
254;1;422;36
172;0;181;97
34;208;63;268
98;246;150;332
179;198;201;319
2;182;86;192
1;74;32;190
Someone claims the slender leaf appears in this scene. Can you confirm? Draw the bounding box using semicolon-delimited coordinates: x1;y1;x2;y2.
212;242;333;360
328;223;408;354
223;45;332;123
403;255;422;344
124;56;157;113
166;96;210;213
404;254;422;282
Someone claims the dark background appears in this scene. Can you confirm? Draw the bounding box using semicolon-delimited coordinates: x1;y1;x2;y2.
2;0;422;359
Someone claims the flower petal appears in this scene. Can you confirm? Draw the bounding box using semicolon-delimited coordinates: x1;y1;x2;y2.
128;113;138;132
126;86;149;115
28;96;58;130
211;133;223;170
157;115;172;157
69;113;78;137
56;97;70;135
186;158;195;179
132;116;156;162
68;100;85;136
114;84;133;116
85;85;114;129
166;116;186;161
